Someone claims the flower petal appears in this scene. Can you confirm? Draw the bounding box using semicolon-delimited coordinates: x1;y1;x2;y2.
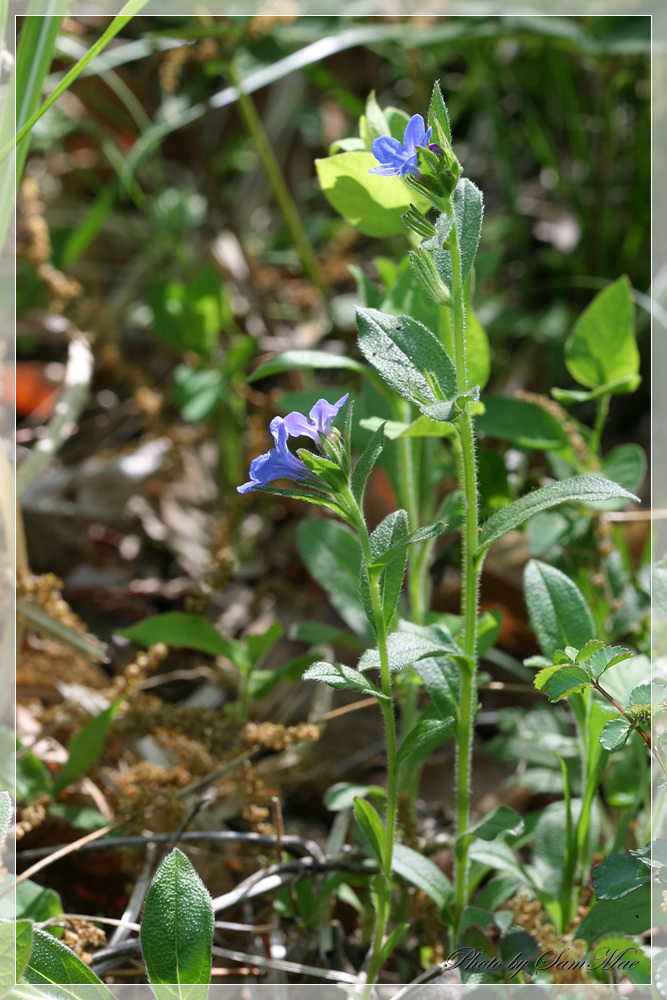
371;135;403;164
403;114;427;152
308;393;349;436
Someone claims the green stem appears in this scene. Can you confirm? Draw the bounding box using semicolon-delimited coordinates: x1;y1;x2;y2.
227;58;328;304
446;198;481;922
345;489;398;988
588;392;610;465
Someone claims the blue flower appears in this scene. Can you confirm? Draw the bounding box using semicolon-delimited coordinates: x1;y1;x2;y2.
369;114;432;179
237;395;348;493
237;416;311;494
283;394;349;443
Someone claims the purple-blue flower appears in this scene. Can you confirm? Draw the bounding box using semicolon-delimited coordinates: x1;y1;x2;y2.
237;395;348;494
369;114;432;179
283;394;349;443
238;416;311;494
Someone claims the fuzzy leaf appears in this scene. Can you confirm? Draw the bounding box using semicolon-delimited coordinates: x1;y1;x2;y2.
478;476;638;553
351;423;385;506
397;717;454;766
248;349;365;383
391;843;453;909
524;560;596;658
354;797;385;866
302;661;385;700
356;307;457;414
358;630;458;674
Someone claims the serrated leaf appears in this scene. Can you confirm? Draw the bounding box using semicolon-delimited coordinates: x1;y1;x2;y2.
523;560;596;659
118;613;246;667
599;718;633;751
460;806;525;843
140;849;213;990
354;797;385;866
351;423;385;506
248;349;365;383
397;717;454;766
478;476;638;553
391;843;453;909
316;152;430;238
565;276;640;392
358;630;457;674
588;645;634;679
628;681;667;707
356;307;457;414
298;520;373;642
52;700;123;797
538;665;591;703
23;928;112;998
575;639;606;663
593;853;651;900
302;661;384;699
575;883;651;942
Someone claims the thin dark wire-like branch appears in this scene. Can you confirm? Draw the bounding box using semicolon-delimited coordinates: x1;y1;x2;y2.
17;829;326;863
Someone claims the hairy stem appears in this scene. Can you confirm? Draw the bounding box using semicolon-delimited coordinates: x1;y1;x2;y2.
446;200;481;921
346;490;398;988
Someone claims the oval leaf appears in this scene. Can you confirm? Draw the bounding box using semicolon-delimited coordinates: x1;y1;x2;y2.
118;613;246;667
565;276;639;391
599;718;633;752
391;843;453;909
140;848;213;988
23;927;112;997
524;559;596;658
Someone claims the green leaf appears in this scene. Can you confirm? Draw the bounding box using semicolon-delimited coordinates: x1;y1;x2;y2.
52;700;122;796
588;936;650;985
298;519;373;641
565;276;640;392
452;178;484;283
466;308;491;393
629;681;667;707
478;476;638;553
247;651;319;701
359;415;456;440
148;265;231;357
248;349;365;383
118;612;247;668
380;922;411;966
302;661;385;700
413;656;461;723
370;517;447;568
369;509;408;565
575;883;651;942
315;151;429;238
23;928;112;997
172;366;225;423
0;791;11;847
468;838;530;885
354;797;385;866
16;920;34;981
397;717;454;767
599;718;634;751
378;540;407;629
391;843;453;909
0;878;62;924
358;630;458;674
575;639;606;663
536;665;591;702
460;806;525;843
588;645;633;679
524;560;596;658
428;79;453;148
0;919;15;995
324;782;385;812
356;307;457;415
476;396;572;452
140;848;213;990
351;423;385;507
600;444;647;495
593;853;651;900
363;90;390;144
